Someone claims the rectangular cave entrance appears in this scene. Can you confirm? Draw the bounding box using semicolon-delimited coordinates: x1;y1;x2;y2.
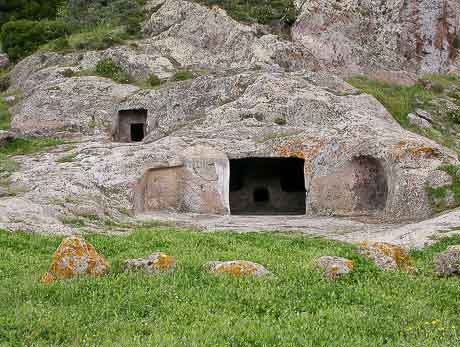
116;109;147;142
229;158;306;215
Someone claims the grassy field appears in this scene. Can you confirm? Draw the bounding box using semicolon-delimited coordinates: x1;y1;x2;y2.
1;228;460;346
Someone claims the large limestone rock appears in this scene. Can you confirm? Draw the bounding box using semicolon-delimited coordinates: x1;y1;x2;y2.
434;245;460;276
3;67;459;226
142;0;316;71
292;0;460;76
2;0;459;236
359;242;416;273
314;256;354;280
205;260;271;277
124;252;176;274
41;236;109;284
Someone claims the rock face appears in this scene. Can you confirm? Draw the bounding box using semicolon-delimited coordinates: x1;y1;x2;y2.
3;66;459;225
1;0;460;235
293;0;460;76
205;260;271;277
434;245;460;276
359;242;416;273
142;0;316;72
124;252;176;274
41;236;109;284
314;256;354;280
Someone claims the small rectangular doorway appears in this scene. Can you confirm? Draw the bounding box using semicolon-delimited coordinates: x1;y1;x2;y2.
115;109;148;142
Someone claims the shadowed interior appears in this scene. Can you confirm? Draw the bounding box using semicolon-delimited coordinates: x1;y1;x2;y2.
230;158;306;215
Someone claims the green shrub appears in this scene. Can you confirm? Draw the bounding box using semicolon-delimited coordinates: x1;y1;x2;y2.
49;37;70;51
174;70;194;81
95;58;130;83
61;68;75;78
195;0;297;26
147;73;161;87
0;0;61;28
274;117;287;126
0;19;69;62
0;95;12;130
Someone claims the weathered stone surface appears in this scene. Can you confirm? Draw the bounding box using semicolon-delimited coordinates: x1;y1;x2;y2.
124;252;176;274
0;53;9;69
1;0;460;241
142;0;316;71
314;256;354;280
3;66;459;226
41;236;109;284
205;260;270;277
434;245;460;276
11;76;138;136
359;242;416;273
292;0;460;76
408;113;433;129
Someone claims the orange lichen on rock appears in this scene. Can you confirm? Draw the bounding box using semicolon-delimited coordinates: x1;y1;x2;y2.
273;139;306;159
41;236;109;284
392;141;441;161
359;241;416;273
314;256;354;280
205;260;270;278
124;252;176;274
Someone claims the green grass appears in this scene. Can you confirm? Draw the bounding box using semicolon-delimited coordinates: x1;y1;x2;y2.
427;165;460;212
347;76;436;127
0;95;12;130
0;138;69;186
0;138;67;156
41;25;129;54
1;228;460;346
347;75;460;152
56;152;78;163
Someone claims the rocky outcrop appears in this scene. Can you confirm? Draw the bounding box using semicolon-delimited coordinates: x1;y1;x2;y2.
142;0;317;72
10;75;138;137
359;242;416;273
41;236;109;284
292;0;460;76
2;0;460;236
124;252;176;274
204;260;271;277
434;245;460;276
2;67;458;227
314;256;354;280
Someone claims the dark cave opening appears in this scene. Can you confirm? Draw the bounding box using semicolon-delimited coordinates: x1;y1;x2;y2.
229;158;306;215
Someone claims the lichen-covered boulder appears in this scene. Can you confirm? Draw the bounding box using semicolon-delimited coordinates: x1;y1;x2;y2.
124;252;176;274
359;242;416;273
41;236;109;284
314;256;354;280
434;245;460;276
204;260;270;277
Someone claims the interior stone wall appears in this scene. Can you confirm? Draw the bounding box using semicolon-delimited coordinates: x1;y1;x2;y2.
308;156;388;216
134;166;184;213
229;158;306;215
